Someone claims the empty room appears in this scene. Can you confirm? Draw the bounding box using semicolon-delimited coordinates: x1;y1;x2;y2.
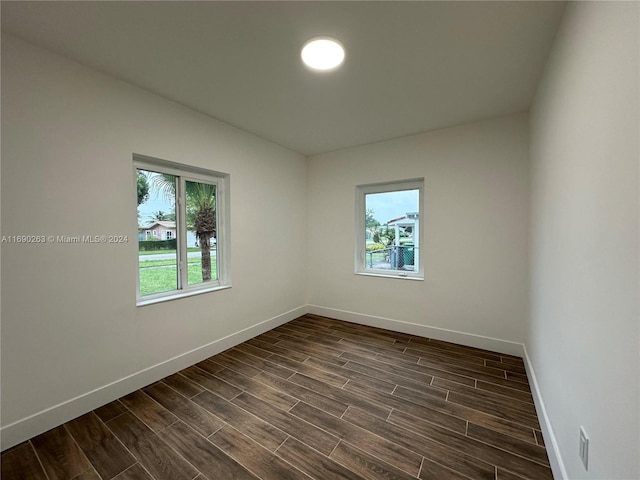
1;2;638;480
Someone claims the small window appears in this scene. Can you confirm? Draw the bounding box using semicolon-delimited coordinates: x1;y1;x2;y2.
135;155;231;305
355;179;423;279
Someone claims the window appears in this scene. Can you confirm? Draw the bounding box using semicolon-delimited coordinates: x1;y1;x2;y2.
135;155;230;305
355;179;423;279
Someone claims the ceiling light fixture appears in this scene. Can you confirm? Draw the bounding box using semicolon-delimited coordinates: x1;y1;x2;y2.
301;36;345;71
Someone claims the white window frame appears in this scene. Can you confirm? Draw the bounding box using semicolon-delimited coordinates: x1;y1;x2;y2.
355;178;424;280
166;230;173;240
134;154;231;306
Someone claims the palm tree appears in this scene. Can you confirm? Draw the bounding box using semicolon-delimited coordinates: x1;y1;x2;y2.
151;210;168;222
186;181;216;281
150;173;216;281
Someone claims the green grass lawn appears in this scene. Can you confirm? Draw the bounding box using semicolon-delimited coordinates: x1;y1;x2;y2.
138;247;201;256
139;257;217;296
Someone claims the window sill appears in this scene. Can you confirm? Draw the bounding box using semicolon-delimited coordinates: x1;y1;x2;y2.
137;284;231;306
355;271;424;281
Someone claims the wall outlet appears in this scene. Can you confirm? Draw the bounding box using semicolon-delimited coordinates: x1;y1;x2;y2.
579;426;589;470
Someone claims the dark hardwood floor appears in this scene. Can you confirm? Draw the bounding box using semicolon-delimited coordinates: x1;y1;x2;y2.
1;314;552;480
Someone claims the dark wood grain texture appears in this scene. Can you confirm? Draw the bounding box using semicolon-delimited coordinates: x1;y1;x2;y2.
256;370;351;417
276;437;366;480
73;470;102;480
329;441;417;480
214;366;299;411
1;314;551;480
419;457;477;480
210;425;311;480
192;389;289;452
65;412;136;480
345;406;496;480
227;345;297;378
287;371;391;419
118;391;177;433
31;425;91;480
0;442;48;480
180;365;242;400
143;381;224;437
290;401;423;476
159;421;259;480
467;422;549;465
161;372;204;398
232;392;340;455
112;464;155;480
94;400;128;422
390;384;537;443
106;412;197;480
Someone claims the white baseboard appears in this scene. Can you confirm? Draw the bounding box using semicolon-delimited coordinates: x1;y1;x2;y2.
307;305;525;357
522;344;567;480
0;305;307;451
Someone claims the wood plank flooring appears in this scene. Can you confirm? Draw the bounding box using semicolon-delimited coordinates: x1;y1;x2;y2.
1;314;552;480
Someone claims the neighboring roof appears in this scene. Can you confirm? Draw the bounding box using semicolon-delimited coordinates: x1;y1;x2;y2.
386;215;408;225
387;213;418;225
142;221;176;229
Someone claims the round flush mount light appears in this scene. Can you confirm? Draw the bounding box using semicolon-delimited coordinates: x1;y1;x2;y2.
301;36;345;71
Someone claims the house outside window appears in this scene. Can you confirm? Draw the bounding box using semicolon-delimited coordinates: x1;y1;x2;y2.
141;221;176;241
355;179;424;279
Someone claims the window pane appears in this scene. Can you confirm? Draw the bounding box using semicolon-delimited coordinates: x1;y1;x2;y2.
137;169;178;296
365;189;419;272
185;180;217;285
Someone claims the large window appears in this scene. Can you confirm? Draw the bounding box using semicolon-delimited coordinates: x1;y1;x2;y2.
135;155;230;305
355;179;423;279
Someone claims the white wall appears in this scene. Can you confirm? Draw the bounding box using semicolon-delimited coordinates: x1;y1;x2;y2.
307;114;530;352
0;34;308;447
528;2;639;479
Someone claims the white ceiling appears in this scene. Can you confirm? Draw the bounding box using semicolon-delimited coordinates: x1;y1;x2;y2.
1;1;565;156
